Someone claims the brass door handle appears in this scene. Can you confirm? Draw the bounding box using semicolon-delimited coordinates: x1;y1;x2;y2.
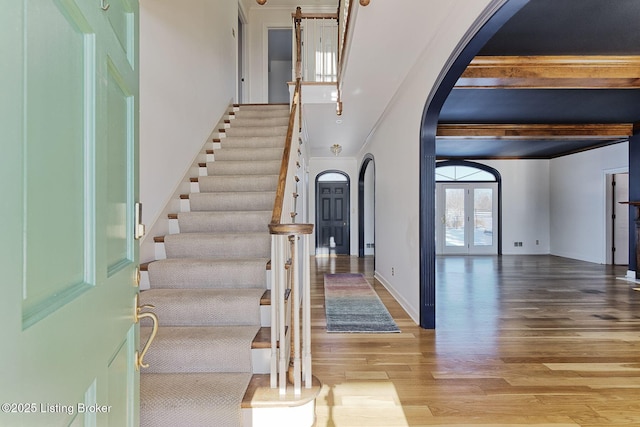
135;295;158;370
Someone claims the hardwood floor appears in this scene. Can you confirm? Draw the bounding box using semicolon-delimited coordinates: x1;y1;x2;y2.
311;255;640;427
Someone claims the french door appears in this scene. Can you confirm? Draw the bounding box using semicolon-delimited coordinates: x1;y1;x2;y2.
436;183;498;254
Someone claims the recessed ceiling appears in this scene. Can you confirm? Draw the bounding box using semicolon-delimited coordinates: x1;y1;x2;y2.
437;0;640;159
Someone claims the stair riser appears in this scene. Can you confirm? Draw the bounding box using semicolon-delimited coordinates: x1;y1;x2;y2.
164;234;271;259
145;259;270;289
198;175;278;193
188;192;276;212
220;137;285;149
138;290;272;327
141;342;269;374
207;161;281;176
174;211;272;233
236;107;289;116
141;326;259;374
231;118;289;127
214;148;283;161
225;126;287;138
140;290;264;327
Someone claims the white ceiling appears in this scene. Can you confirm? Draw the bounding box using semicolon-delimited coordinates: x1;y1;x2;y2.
303;1;465;158
241;1;475;159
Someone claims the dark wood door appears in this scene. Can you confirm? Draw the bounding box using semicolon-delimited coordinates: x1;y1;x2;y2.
317;182;350;254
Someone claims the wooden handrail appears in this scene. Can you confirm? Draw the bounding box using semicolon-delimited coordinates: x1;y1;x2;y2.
270;80;300;225
271;7;303;226
269;223;314;235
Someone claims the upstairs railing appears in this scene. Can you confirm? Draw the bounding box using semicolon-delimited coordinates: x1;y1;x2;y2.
269;8;313;396
297;12;339;82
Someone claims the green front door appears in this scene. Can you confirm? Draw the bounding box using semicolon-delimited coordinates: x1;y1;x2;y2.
1;0;140;426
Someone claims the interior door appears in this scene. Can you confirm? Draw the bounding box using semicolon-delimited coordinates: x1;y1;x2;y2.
613;173;630;265
437;183;498;255
1;1;140;426
317;182;350;255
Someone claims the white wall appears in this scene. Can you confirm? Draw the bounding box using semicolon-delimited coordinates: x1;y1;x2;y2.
139;0;237;261
483;159;550;255
550;142;629;264
308;157;358;256
356;1;495;323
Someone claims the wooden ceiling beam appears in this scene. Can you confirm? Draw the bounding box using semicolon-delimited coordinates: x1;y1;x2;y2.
437;123;634;139
456;56;640;89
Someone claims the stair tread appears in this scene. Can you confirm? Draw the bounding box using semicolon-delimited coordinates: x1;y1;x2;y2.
260;289;290;305
251;327;280;349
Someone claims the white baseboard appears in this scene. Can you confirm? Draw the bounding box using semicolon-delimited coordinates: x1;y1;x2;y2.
373;271;419;325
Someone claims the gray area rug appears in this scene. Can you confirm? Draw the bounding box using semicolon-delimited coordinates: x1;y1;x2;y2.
324;273;400;333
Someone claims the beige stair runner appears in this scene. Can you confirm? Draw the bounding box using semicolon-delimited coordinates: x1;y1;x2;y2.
140;104;289;427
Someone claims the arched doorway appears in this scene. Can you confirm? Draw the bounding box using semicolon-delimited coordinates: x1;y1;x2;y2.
316;170;350;255
418;0;524;329
358;155;375;258
436;160;502;255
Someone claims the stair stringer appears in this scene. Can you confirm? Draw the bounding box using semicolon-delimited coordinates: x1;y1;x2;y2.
138;106;236;271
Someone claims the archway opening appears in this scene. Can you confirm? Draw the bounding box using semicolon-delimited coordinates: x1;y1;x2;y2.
436;160;502;255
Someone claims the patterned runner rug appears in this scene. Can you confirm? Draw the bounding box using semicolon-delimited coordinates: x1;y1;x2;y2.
324;273;400;333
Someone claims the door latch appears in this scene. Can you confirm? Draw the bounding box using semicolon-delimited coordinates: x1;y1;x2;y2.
134;202;146;240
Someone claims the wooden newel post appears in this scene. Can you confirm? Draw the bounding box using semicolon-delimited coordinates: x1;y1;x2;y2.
620;201;640;278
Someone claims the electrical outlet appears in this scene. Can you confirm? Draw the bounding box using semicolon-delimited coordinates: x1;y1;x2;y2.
391;267;395;276
536;240;539;245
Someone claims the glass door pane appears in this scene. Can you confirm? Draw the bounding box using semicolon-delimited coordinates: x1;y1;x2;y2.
445;188;465;247
473;188;493;247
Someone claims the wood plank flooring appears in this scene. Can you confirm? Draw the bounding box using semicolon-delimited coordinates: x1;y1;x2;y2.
311;255;640;427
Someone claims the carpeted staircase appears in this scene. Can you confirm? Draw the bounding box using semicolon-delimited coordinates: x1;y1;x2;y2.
139;104;289;427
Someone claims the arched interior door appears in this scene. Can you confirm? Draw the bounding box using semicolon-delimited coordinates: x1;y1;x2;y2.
316;172;350;255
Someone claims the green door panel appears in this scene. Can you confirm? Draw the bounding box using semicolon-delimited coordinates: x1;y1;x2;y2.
1;0;140;425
